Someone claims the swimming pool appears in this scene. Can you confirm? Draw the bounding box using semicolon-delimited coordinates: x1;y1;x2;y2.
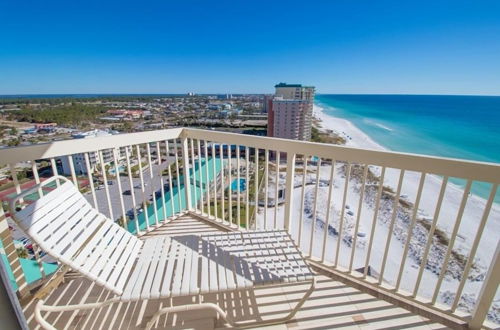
126;156;224;234
231;178;246;192
109;165;125;174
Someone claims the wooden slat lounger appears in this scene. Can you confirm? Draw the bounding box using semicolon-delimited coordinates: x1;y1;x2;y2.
9;176;315;329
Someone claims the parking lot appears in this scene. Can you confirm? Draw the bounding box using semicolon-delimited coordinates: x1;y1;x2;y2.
83;161;174;221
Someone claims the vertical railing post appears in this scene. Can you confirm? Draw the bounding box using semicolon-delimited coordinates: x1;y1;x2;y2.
0;253;27;329
8;164;23;205
469;241;500;329
181;136;193;211
0;206;28;297
283;152;296;232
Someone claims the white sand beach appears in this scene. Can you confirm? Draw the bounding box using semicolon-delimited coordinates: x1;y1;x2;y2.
255;104;500;321
313;104;385;151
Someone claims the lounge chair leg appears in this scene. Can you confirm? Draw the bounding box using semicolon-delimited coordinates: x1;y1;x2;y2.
146;278;316;329
34;297;121;330
145;302;229;330
34;300;56;330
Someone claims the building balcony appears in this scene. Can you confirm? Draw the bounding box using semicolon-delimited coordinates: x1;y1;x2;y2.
0;128;499;329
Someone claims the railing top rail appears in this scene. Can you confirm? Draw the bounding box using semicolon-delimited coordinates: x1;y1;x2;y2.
0;127;499;183
183;128;500;183
0;128;183;165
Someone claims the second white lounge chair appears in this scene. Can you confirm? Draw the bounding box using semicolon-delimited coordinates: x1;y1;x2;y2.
10;176;315;329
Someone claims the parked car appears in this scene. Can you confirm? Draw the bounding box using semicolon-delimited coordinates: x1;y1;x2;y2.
123;190;131;195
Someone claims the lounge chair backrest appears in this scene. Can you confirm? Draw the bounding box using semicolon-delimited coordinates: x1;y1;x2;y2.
10;176;143;295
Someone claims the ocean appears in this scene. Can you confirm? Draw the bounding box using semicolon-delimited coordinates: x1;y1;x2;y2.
315;94;500;201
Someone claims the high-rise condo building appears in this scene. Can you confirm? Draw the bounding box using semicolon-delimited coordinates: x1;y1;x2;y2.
262;95;273;113
267;83;315;140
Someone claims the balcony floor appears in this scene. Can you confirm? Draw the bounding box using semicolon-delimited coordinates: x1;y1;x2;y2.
21;215;449;329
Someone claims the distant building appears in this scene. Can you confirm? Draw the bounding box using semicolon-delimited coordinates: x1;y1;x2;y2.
219;110;231;118
99;116;122;122
274;83;315;101
34;123;57;130
71;129;111;139
264;94;275;136
217;94;232;100
32;122;57;133
263;95;273;113
106;109;144;120
58;130;129;175
267;83;315;141
208;104;222;111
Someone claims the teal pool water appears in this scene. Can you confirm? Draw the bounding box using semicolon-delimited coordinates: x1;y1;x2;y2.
231;178;246;192
126;156;224;234
316;94;500;202
109;165;125;174
0;239;58;290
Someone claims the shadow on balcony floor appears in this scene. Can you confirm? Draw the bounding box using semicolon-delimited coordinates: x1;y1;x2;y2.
21;215;449;330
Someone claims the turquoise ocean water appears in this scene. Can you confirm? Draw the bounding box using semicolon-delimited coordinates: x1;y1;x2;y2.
315;94;500;201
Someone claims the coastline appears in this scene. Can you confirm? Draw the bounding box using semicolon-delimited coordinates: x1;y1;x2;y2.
313;103;386;151
312;102;500;212
308;102;500;309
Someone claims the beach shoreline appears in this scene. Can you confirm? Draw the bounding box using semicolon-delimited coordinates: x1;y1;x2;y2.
312;102;499;211
313;103;386;151
312;102;498;209
304;102;499;314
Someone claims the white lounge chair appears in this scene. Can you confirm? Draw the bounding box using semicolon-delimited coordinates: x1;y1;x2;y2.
9;176;315;329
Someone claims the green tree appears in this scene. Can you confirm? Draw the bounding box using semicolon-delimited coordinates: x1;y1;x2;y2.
7;138;21;147
16;247;28;259
7;104;107;128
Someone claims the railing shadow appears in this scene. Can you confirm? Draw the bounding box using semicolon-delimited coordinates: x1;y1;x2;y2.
21;271;446;329
170;233;292;285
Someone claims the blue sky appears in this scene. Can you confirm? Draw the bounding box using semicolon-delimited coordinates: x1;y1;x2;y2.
1;0;499;95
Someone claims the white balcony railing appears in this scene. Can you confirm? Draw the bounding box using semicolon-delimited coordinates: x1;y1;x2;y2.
0;127;499;329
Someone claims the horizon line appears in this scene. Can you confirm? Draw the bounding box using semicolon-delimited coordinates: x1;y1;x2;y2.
1;92;500;98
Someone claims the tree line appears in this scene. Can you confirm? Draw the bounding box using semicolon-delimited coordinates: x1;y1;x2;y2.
6;104;108;127
0;94;187;105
